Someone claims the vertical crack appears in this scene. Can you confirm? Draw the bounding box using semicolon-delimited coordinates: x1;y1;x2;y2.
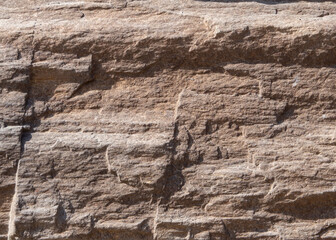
7;160;20;240
7;37;35;239
153;198;161;240
7;90;32;240
105;145;111;174
105;146;122;182
157;90;186;202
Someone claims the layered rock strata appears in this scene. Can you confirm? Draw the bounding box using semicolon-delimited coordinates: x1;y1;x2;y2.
0;0;336;239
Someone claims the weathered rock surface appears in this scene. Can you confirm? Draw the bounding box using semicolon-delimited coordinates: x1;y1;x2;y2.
1;0;336;239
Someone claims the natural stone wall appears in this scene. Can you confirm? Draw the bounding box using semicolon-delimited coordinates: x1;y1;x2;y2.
0;0;336;239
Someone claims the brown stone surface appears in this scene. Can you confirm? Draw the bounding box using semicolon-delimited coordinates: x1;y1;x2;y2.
0;0;336;239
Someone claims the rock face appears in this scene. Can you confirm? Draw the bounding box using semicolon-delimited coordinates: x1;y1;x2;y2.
1;0;336;239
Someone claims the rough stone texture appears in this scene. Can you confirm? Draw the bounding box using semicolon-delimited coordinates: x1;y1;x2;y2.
1;0;336;239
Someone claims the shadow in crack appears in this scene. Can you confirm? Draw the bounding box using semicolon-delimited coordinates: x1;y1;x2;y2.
20;132;32;156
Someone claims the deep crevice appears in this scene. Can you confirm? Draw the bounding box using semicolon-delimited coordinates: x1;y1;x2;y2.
276;104;296;124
